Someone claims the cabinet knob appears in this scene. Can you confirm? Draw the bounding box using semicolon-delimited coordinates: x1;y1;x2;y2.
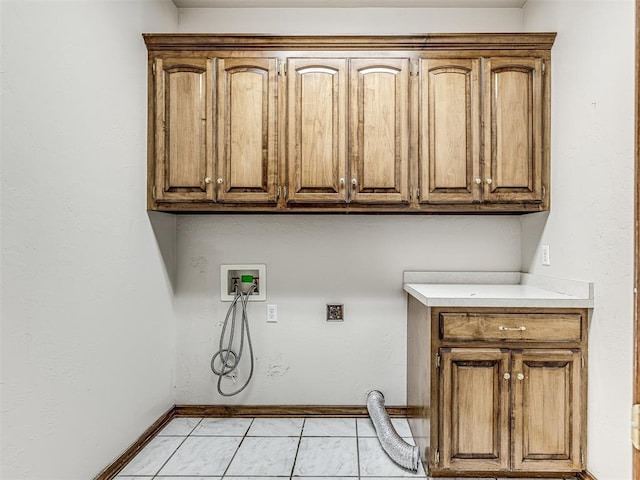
475;178;482;185
217;178;223;185
486;178;493;185
339;178;345;185
351;178;357;186
504;373;511;380
516;373;525;381
205;177;212;184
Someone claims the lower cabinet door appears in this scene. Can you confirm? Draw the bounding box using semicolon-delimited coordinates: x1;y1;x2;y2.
439;348;510;472
511;349;583;472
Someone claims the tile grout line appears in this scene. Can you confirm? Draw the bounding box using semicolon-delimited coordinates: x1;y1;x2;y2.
221;417;256;479
146;418;204;478
289;417;306;480
149;416;204;479
355;417;362;480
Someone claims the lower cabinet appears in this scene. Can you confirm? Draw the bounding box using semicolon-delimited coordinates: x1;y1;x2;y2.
406;300;588;477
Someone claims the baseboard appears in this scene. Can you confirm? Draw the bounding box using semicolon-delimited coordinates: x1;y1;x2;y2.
93;406;175;480
174;404;408;417
93;404;408;480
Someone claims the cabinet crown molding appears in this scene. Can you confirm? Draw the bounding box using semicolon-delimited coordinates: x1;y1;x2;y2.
143;32;556;51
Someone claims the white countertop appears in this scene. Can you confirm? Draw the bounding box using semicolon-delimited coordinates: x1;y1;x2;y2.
403;272;594;308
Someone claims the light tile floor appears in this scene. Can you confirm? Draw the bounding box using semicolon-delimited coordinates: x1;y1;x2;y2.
114;417;571;480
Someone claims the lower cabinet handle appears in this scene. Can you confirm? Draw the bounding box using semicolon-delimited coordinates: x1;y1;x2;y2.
516;373;525;381
503;373;511;380
498;325;527;331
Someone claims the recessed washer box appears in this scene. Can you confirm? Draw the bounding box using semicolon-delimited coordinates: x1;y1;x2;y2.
220;264;266;302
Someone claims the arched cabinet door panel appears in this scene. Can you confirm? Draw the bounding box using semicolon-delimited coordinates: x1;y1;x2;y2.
153;57;214;203
216;57;278;204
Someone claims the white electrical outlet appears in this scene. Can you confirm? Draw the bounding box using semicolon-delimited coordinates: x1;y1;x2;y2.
267;304;277;323
541;245;551;266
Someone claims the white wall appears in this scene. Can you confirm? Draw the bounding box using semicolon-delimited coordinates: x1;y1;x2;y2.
0;1;179;479
173;8;525;406
522;1;635;479
178;6;523;33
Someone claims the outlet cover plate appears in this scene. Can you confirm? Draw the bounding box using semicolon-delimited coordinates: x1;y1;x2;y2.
327;304;344;321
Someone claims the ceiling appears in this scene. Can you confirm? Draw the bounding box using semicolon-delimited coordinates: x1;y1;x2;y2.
172;0;526;7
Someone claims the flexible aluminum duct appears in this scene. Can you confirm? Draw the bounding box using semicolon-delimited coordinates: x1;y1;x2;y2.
366;390;420;472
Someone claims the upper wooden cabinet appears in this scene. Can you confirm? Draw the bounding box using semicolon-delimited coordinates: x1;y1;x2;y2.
483;57;545;204
152;57;214;203
349;58;410;204
144;33;555;213
286;58;348;204
216;57;278;204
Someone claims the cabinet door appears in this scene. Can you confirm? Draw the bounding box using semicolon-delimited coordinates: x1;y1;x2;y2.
511;349;583;472
349;58;410;204
287;58;348;203
420;58;480;204
483;57;544;203
154;58;214;202
440;348;510;472
216;57;278;203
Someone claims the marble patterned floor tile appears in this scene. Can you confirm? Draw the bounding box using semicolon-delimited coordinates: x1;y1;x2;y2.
114;477;154;480
302;417;356;437
357;417;413;438
118;436;184;476
191;417;252;436
225;477;292;480
358;437;427;478
247;417;305;436
292;477;356;480
155;477;220;479
157;417;203;436
157;436;242;476
226;437;299;476
293;437;358;476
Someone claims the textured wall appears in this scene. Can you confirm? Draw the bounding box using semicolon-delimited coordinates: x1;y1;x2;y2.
172;7;526;407
0;1;178;478
522;1;635;479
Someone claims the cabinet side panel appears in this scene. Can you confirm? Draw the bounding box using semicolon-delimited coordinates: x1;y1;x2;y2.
407;296;431;468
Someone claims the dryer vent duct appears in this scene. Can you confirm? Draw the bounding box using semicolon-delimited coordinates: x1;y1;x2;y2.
366;390;420;472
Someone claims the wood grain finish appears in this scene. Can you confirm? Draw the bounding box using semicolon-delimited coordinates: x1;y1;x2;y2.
406;296;431;468
145;34;554;213
440;348;510;471
407;306;588;477
216;57;278;203
154;57;214;202
512;350;582;472
483;57;544;204
287;58;347;203
440;312;583;342
636;1;640;479
420;58;480;204
349;58;410;204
